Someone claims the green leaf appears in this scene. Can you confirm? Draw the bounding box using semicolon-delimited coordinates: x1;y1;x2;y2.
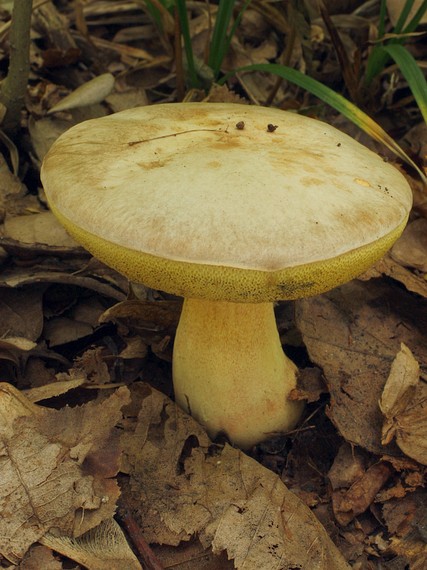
175;0;200;88
222;63;426;182
381;44;427;124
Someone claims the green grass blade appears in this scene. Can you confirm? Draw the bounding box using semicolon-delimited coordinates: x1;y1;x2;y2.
175;0;199;88
208;1;237;78
220;0;253;76
222;63;425;182
394;0;416;33
381;43;427;123
402;0;427;32
378;0;388;38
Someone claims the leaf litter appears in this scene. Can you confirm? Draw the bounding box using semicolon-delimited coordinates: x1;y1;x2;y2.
0;0;426;568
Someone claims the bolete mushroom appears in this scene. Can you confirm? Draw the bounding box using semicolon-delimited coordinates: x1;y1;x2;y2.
41;103;412;448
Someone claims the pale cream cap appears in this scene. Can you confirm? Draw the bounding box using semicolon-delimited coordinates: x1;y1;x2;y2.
41;103;412;302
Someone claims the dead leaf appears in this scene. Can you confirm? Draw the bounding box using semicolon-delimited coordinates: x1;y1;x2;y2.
391;218;427;272
47;73;115;114
24;371;86;403
328;444;366;491
331;462;393;526
43;317;94;347
379;344;427;465
3;212;78;249
295;280;427;454
383;490;427;569
361;253;427;299
40;518;141;570
19;544;62;569
121;384;350;569
0;383;129;564
0;286;45;341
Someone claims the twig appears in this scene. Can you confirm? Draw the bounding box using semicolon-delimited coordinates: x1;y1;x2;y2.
118;509;165;570
0;0;33;133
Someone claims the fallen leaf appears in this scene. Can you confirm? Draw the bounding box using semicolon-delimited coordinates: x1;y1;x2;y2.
383;490;427;569
328;444;367;491
0;286;45;341
0;383;129;564
40;518;141;570
331;462;392;526
121;384;350;569
295;280;427;454
361;253;427;299
19;544;62;569
390;218;427;272
3;212;78;248
24;371;86;403
379;344;427;465
47;73;115;114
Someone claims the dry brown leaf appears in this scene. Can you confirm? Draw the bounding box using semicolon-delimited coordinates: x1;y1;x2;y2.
40;518;141;570
19;544;63;570
380;344;427;465
295;280;427;454
74;348;111;386
0;265;127;301
24;371;86;403
0;286;44;341
383;490;427;569
0;383;129;564
328;444;366;491
121;384;350;570
391;218;427;272
3;212;78;249
47;73;115;115
361;253;427;298
331;462;393;526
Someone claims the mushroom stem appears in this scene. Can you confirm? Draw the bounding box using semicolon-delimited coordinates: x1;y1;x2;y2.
173;298;304;448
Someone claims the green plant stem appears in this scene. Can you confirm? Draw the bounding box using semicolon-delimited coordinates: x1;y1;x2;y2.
0;0;33;133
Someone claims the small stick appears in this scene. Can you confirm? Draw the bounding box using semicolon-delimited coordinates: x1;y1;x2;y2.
119;510;165;570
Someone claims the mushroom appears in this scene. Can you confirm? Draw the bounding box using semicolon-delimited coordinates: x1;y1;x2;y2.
41;103;412;448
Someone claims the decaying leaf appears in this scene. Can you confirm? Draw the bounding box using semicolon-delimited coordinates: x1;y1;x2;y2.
24;370;87;403
3;211;78;249
361;252;427;299
383;490;427;569
47;73;115;115
40;518;141;570
121;384;350;569
380;344;427;465
0;383;129;564
331;462;393;526
295;280;427;454
391;218;427;272
19;544;62;569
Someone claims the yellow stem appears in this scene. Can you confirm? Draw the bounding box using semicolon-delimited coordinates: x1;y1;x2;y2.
173;298;303;448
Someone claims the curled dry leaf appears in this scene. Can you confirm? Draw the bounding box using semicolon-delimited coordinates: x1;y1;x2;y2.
40;518;141;570
0;383;129;564
121;384;349;570
380;344;427;465
361;253;427;299
24;370;86;403
331;462;393;526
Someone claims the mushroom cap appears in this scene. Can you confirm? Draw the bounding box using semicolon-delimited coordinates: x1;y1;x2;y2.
41;103;412;302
